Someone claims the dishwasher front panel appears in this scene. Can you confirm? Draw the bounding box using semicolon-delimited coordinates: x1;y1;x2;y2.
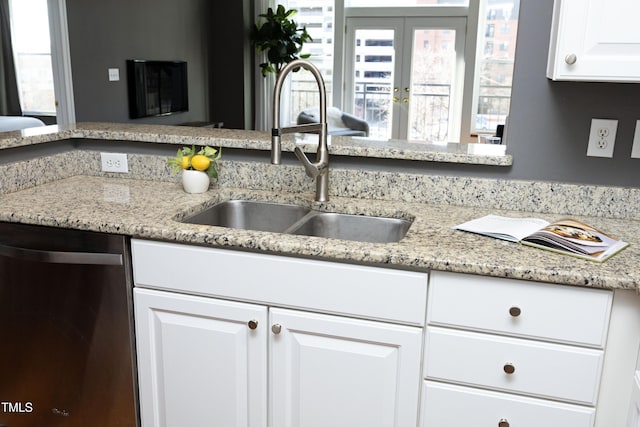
0;223;138;427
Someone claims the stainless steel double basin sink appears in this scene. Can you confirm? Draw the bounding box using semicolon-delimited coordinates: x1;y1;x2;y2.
182;200;411;243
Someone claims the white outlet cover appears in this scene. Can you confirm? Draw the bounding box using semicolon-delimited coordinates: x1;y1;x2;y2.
587;118;617;158
100;152;128;173
632;120;640;159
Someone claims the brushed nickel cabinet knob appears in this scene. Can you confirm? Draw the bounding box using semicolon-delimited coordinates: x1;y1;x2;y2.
509;306;521;317
271;324;282;334
248;320;258;330
503;362;516;374
565;53;577;65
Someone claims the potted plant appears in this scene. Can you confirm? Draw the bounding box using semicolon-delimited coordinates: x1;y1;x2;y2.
251;4;312;76
168;145;221;193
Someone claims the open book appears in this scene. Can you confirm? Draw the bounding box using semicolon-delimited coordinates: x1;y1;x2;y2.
453;215;628;262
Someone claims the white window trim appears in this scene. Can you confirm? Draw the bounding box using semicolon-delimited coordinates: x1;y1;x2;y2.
48;0;75;125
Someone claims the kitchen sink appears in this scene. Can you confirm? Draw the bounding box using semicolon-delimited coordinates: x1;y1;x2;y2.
183;200;311;233
182;200;412;243
289;212;411;243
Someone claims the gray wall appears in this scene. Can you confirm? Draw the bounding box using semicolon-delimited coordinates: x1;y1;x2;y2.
66;0;212;125
64;0;640;188
505;0;640;187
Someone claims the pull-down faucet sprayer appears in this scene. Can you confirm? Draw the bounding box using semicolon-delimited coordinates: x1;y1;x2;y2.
271;59;329;202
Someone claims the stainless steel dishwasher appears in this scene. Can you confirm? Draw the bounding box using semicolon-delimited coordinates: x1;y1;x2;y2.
0;223;138;427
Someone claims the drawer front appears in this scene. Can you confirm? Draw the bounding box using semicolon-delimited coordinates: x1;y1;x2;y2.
131;239;428;325
427;271;612;347
424;327;604;405
420;381;595;427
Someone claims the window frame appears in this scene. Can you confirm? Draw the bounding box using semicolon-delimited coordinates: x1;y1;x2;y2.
258;0;515;141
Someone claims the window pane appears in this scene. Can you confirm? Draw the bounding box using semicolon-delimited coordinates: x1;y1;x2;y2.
9;0;56;115
286;0;334;125
409;29;457;142
474;0;520;133
347;0;468;7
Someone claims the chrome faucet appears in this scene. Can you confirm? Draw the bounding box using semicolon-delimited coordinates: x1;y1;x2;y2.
271;59;329;202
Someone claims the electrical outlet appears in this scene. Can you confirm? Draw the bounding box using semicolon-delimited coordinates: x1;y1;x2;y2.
100;152;128;173
587;118;617;158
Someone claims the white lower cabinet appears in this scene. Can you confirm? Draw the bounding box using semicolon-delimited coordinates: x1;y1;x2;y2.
422;271;613;427
629;373;640;427
135;288;422;427
131;239;427;427
134;288;268;427
269;308;422;427
132;241;639;427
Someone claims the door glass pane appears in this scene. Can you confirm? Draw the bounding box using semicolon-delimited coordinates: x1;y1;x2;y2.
474;0;520;133
8;0;56;115
409;29;457;142
351;29;395;139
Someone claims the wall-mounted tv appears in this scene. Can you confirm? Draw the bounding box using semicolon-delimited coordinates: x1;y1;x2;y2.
127;60;188;119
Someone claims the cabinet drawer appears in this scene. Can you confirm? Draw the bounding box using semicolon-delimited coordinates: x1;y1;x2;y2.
421;381;595;427
131;239;428;325
424;327;604;405
427;271;612;347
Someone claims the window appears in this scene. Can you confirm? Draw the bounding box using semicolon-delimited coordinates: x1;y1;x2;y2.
485;24;495;38
364;55;392;63
365;39;394;47
269;0;519;139
8;0;56;115
484;41;494;55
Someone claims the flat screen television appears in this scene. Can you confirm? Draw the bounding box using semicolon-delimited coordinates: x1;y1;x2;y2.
127;60;188;119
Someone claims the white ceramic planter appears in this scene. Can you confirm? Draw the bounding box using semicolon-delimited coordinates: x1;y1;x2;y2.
182;170;210;193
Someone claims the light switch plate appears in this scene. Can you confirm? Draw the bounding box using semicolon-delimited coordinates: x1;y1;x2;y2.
587;118;617;158
632;120;640;159
108;68;120;81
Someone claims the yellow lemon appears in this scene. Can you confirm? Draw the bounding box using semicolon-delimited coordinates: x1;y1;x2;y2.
181;156;190;169
191;155;211;171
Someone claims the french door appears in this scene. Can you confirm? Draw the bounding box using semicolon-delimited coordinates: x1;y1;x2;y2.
345;17;465;142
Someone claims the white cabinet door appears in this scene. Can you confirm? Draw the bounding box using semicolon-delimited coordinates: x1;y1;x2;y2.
134;288;268;427
547;0;640;81
269;308;422;427
628;373;640;427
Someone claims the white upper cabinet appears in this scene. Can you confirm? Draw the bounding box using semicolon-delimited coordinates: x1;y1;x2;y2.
547;0;640;82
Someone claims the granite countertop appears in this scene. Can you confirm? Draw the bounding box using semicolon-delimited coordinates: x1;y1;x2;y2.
0;174;637;290
0;122;512;166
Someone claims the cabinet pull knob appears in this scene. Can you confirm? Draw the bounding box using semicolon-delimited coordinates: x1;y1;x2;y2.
509;306;521;317
498;419;510;427
503;362;515;374
271;324;282;334
565;53;577;65
248;320;258;330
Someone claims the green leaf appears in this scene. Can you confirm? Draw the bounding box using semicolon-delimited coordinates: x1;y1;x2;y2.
251;4;311;77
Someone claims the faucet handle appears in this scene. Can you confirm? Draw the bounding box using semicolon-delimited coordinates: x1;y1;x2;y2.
294;146;320;178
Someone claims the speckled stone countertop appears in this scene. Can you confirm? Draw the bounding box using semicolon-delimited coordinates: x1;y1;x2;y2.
0;174;637;290
0;122;638;290
0;122;512;166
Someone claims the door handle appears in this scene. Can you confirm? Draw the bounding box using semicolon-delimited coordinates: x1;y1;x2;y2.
0;242;123;265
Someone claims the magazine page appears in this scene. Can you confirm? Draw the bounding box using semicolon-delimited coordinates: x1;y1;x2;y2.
522;218;628;261
453;215;550;242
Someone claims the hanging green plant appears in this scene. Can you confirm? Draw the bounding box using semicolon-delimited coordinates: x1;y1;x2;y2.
250;4;312;77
